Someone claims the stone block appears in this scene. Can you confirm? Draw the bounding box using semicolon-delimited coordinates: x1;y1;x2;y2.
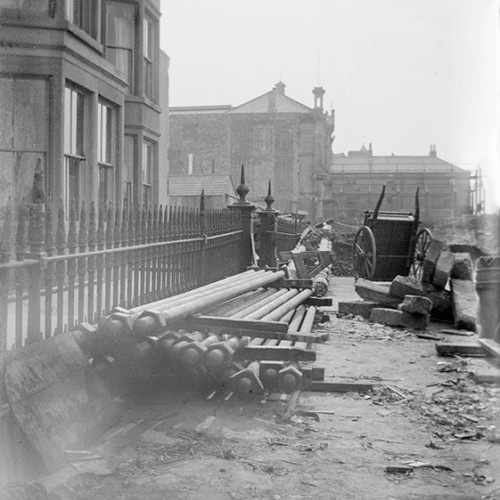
338;300;380;318
355;278;401;306
427;290;454;323
433;251;455;289
370;307;429;330
389;275;427;299
398;295;433;315
422;239;448;283
450;252;473;281
451;279;478;332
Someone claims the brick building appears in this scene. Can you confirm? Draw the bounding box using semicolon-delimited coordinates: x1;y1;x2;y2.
0;0;169;214
325;144;472;223
169;83;335;219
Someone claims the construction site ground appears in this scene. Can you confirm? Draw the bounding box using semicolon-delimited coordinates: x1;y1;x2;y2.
45;277;500;500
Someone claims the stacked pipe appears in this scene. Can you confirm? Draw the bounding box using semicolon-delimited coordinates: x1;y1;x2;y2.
76;267;328;399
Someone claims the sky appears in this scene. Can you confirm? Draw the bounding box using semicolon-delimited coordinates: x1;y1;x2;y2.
160;0;500;211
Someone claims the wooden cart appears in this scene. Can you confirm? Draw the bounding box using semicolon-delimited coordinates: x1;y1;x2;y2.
352;186;432;281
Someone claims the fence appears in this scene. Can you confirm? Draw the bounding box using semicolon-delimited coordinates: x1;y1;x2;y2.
0;193;244;352
0;168;305;353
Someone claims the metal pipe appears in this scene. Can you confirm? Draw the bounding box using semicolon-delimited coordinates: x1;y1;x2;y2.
205;288;271;317
245;289;299;320
231;289;288;318
134;269;265;314
134;270;286;336
278;306;316;393
261;289;313;322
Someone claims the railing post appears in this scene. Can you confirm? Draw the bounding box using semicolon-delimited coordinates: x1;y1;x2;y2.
27;199;45;344
229;165;255;272
0;197;14;352
257;180;279;269
200;190;207;285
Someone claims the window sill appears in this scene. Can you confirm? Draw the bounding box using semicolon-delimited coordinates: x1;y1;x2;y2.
66;22;103;55
125;95;161;113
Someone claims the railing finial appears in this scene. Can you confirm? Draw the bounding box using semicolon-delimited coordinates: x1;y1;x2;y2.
235;164;249;204
264;180;274;211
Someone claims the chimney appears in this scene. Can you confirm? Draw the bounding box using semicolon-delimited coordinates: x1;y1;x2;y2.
274;81;286;95
429;144;437;157
313;86;325;110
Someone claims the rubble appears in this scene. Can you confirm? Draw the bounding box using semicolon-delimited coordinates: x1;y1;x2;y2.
398;295;432;315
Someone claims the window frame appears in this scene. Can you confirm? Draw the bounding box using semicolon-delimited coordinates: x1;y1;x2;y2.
104;0;137;93
143;13;157;102
64;82;88;214
142;139;155;207
66;0;99;39
97;99;116;205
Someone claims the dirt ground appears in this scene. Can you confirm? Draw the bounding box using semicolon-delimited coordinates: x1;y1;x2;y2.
43;277;500;500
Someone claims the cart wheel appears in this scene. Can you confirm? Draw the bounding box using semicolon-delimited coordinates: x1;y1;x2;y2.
410;228;432;280
353;226;377;279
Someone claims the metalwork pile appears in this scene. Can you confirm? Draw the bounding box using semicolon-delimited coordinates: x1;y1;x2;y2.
74;268;331;398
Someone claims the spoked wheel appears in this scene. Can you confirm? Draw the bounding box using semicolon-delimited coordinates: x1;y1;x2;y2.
352;226;377;279
410;228;432;280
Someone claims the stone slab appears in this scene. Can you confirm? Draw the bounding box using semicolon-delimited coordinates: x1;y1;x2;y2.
370;308;429;330
451;279;478;332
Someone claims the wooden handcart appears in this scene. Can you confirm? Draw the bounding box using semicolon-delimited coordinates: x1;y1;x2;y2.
352;186;432;281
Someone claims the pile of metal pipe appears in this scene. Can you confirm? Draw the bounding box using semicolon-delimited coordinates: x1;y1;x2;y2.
133;269;287;336
98;269;265;340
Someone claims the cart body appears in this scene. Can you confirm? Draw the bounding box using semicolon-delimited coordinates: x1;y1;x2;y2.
352;186;432;281
362;210;417;281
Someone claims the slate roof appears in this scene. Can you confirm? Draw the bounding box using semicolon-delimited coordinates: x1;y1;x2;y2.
331;150;469;175
229;89;313;114
168;175;236;197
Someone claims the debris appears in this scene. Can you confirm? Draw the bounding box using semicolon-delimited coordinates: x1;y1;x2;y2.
450;253;474;280
435;341;485;357
398;295;433;315
439;328;474;337
72;459;114;476
296;410;320;421
416;333;442;341
385;465;414;474
401;460;453;472
437;359;468;372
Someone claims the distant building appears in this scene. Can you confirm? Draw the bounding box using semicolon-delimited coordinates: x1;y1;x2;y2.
168;174;236;209
169;83;335;220
0;0;169;214
325;144;472;223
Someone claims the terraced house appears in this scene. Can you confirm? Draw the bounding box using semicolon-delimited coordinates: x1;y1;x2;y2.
0;0;169;214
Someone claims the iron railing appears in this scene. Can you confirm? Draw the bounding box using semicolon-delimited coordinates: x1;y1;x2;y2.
0;195;243;352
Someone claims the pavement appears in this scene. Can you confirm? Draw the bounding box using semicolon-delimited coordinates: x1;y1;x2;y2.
40;277;500;500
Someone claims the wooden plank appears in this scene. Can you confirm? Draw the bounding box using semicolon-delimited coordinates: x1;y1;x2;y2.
304;381;374;393
304;297;333;307
180;323;329;343
478;338;500;359
184;315;289;333
235;346;316;362
435;341;486;357
4;333;120;472
269;278;313;289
